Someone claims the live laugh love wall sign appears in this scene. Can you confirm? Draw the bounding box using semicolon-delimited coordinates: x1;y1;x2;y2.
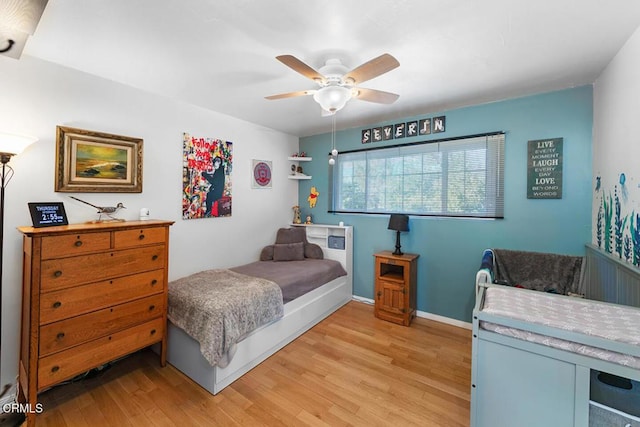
527;137;563;199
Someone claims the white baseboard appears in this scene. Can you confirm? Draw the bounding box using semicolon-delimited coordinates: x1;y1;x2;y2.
351;296;472;330
351;295;374;305
416;309;472;330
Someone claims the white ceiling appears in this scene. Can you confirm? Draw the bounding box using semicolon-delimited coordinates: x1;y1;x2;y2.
22;0;640;137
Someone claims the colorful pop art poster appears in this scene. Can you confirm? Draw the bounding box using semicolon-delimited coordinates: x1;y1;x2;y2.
182;133;233;219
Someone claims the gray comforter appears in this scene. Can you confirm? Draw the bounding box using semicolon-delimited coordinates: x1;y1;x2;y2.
231;259;347;303
168;269;284;367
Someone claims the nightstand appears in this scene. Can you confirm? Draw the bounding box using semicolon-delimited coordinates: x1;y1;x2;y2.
374;251;419;326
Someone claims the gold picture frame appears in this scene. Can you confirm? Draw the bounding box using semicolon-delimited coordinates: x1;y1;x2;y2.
55;126;143;193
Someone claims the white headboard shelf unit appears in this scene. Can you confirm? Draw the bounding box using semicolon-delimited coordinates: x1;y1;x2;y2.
291;223;353;277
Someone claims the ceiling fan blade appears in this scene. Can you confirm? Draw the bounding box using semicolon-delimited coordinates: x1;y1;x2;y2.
276;55;326;83
354;88;399;104
265;90;316;100
343;53;400;85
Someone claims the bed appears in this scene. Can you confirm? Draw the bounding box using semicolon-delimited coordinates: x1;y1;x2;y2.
471;248;640;427
164;224;353;395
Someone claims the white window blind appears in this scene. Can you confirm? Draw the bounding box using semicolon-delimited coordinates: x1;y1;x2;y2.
331;133;504;218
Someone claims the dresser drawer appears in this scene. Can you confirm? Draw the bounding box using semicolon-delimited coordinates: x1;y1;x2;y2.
40;245;166;291
38;317;164;390
41;232;111;259
40;269;164;324
39;294;165;357
114;227;166;249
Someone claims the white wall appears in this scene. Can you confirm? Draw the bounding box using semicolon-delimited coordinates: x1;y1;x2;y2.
593;25;640;262
0;56;299;392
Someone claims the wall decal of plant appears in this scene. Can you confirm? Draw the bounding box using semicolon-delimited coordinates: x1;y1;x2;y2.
614;186;627;258
596;202;603;248
631;212;640;267
624;235;632;262
603;192;612;254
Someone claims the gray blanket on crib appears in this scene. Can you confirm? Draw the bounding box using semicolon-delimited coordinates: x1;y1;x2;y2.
493;249;583;295
167;269;284;366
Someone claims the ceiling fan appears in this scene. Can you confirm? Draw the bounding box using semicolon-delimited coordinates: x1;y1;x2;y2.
265;53;400;114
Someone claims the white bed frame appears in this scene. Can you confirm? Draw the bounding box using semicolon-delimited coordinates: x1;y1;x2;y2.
165;224;353;395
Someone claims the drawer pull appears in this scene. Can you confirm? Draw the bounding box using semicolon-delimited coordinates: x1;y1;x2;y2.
138;234;145;240
149;305;156;311
51;366;59;373
377;291;382;298
53;270;62;278
53;301;62;308
150;329;157;335
152;255;158;261
151;279;158;286
56;332;65;340
74;240;83;247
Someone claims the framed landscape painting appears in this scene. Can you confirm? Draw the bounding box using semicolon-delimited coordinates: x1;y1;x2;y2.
55;126;143;193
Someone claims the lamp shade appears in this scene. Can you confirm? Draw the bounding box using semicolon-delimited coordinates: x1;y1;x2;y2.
0;132;37;156
313;85;352;113
388;214;409;232
0;0;48;34
0;0;49;59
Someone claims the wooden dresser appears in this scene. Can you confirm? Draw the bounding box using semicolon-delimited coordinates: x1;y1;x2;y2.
17;220;173;425
374;251;419;326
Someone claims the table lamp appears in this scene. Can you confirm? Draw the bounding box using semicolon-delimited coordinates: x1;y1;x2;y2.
388;214;409;255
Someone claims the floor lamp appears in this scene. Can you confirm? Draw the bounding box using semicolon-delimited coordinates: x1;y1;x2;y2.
0;132;36;426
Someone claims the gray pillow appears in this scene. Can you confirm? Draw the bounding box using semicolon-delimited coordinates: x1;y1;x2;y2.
273;242;305;261
304;243;324;259
275;227;308;244
260;245;274;261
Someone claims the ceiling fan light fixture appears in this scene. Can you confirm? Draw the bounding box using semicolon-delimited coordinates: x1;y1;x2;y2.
313;85;352;113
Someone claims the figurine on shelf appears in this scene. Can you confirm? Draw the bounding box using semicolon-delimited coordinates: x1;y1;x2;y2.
291;152;298;157
291;164;296;175
305;215;313;224
292;205;302;224
299;151;307;157
296;165;304;174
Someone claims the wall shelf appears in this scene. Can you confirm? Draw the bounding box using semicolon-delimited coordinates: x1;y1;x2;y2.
288;156;312;180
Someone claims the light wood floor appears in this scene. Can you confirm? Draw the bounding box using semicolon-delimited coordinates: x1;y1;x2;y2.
31;301;472;426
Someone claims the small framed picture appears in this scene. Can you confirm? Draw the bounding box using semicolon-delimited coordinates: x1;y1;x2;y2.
28;202;69;227
362;129;372;144
433;116;446;133
372;127;383;142
251;159;272;189
419;118;431;135
382;125;394;140
406;121;419;137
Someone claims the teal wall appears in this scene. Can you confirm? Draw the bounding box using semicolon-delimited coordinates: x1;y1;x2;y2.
298;86;593;322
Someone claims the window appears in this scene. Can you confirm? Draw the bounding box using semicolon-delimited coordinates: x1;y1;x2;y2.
331;133;504;218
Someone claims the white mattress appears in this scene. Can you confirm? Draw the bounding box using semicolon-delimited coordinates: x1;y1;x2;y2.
481;286;640;369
